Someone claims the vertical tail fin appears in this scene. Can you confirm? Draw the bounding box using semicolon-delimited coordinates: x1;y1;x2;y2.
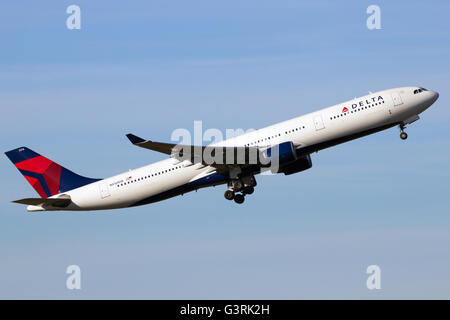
5;147;100;198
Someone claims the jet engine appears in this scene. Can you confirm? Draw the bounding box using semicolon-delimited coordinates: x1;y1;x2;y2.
279;154;312;175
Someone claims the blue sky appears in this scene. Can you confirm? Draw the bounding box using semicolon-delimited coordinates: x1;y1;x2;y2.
0;0;449;299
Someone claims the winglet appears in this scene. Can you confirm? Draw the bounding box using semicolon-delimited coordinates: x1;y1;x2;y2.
126;133;146;144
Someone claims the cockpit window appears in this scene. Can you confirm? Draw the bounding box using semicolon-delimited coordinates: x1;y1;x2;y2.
414;87;427;94
414;89;421;94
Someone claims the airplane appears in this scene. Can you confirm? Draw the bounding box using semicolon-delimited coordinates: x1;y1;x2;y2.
5;86;439;211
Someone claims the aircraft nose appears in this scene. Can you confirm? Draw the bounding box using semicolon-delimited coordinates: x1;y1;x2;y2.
431;90;439;103
433;91;439;100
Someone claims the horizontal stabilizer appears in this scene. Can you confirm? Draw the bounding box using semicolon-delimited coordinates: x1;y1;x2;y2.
12;195;71;208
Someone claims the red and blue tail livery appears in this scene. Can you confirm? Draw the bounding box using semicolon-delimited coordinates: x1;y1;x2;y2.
5;147;99;198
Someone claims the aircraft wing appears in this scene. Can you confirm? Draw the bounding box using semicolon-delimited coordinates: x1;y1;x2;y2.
126;133;264;170
126;134;181;155
127;133;190;155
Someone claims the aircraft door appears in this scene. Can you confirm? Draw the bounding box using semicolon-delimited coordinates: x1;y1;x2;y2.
313;114;325;131
391;92;404;106
99;183;110;199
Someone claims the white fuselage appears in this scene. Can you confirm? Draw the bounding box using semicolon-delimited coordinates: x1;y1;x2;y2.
32;86;438;211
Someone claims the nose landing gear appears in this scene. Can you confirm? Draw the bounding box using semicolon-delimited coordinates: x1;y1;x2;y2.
399;124;408;140
398;115;420;140
400;131;408;140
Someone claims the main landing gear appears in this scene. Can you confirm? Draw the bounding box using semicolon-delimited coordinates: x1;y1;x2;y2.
234;193;245;204
224;176;256;204
224;190;234;200
399;124;408;140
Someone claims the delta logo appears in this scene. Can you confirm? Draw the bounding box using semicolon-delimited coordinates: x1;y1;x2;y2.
342;107;348;113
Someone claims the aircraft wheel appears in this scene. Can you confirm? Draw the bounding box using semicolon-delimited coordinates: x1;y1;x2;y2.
233;180;243;191
243;186;254;195
234;194;245;204
224;190;234;200
400;132;408;140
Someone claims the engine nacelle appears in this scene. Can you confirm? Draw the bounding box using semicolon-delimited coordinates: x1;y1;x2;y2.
279;154;312;175
261;141;297;167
